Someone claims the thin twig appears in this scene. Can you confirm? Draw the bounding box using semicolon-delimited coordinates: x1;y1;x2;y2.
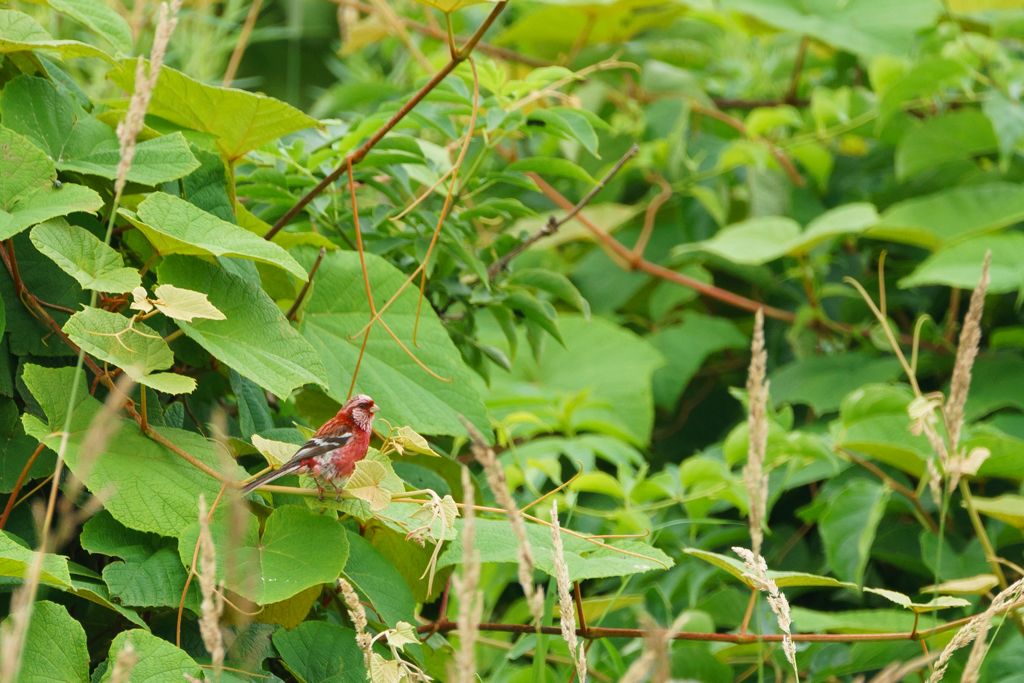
286;247;327;321
264;1;507;240
487;144;639;279
222;0;264;86
0;444;46;530
784;37;808;104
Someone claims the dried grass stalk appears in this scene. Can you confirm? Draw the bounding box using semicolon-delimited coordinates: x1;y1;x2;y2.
929;575;1024;683
618;611;693;683
734;547;798;679
115;0;182;197
453;466;482;683
743;309;770;556
338;577;373;667
197;494;225;682
944;251;990;457
550;500;586;682
459;416;545;622
107;641;139;683
0;550;44;683
867;653;937;683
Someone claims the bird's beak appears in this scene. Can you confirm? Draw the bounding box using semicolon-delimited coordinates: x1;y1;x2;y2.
370;404;380;413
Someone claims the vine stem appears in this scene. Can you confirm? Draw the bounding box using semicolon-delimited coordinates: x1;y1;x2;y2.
0;444;45;530
416;595;1024;643
264;1;507;240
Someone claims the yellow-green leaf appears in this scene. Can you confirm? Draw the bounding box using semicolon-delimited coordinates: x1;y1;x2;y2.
345;460;393;511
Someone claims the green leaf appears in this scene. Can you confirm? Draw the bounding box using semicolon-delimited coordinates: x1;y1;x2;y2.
344;460;393;511
648;313;747;409
11;601;89;683
122;193;307;279
871;183;1024;250
0;10;115;63
110;60;318;161
900;233;1024;293
297;248;489;439
23;0;132;54
158;255;327;398
491;314;664;443
104;547;198;610
509;268;590;318
97;630;201;683
984;91;1024;167
21;365;245;537
819;479;891;586
878;57;968;127
31;219;140;293
895;110;998;180
344;530;419;627
178;505;350;605
438;518;673;580
963;355;1024;422
0;126;103;241
673;204;878;265
864;588;972;613
720;0;941;57
273;621;367;683
835;385;930;476
1;76;200;186
789;606;940;634
683;548;858;589
63;306;196;394
230;369;274;438
505;289;564;346
770;354;903;415
0;530;71;587
506;157;598;184
970;494;1024;528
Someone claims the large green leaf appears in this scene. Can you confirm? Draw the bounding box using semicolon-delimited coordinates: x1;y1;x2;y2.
963;355;1024;422
895;110;998;179
12;601;89;683
648;313;747;409
21;365;245;537
109;60;318;161
157;255;327;398
683;548;857;589
123;193;306;279
870;183;1024;250
31;219;140;293
970;494;1024;528
720;0;940;57
673;203;877;265
770;354;903;415
819;479;891;586
0;10;115;62
878;57;968;127
790;607;941;634
0;126;102;241
0;530;71;587
63;306;196;394
23;0;131;54
178;505;350;605
82;511;197;610
273;621;367;683
437;518;673;580
298;248;489;439
97;630;201;683
484;315;664;444
901;234;1024;293
343;530;418;628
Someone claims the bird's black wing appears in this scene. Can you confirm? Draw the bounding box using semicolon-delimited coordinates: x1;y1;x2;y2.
286;432;353;464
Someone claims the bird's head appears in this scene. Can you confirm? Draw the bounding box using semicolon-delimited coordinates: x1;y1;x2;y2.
343;394;379;432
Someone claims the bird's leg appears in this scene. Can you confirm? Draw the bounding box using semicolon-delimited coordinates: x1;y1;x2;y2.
314;477;326;502
330;481;343;502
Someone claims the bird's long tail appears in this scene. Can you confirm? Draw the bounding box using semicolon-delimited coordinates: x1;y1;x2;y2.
241;462;304;494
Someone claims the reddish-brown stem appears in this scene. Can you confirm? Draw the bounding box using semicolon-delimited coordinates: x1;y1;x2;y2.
785;36;808;104
439;575;453;621
573;581;588;638
690;103;804;186
264;1;507;240
739;588;757;636
416;596;1024;641
286;246;327;321
0;443;46;530
631;175;672;262
525;172;798;322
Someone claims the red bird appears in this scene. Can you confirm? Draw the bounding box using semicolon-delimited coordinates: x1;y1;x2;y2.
241;394;379;500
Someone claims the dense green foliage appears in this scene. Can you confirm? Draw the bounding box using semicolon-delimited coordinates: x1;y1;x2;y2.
7;0;1024;681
